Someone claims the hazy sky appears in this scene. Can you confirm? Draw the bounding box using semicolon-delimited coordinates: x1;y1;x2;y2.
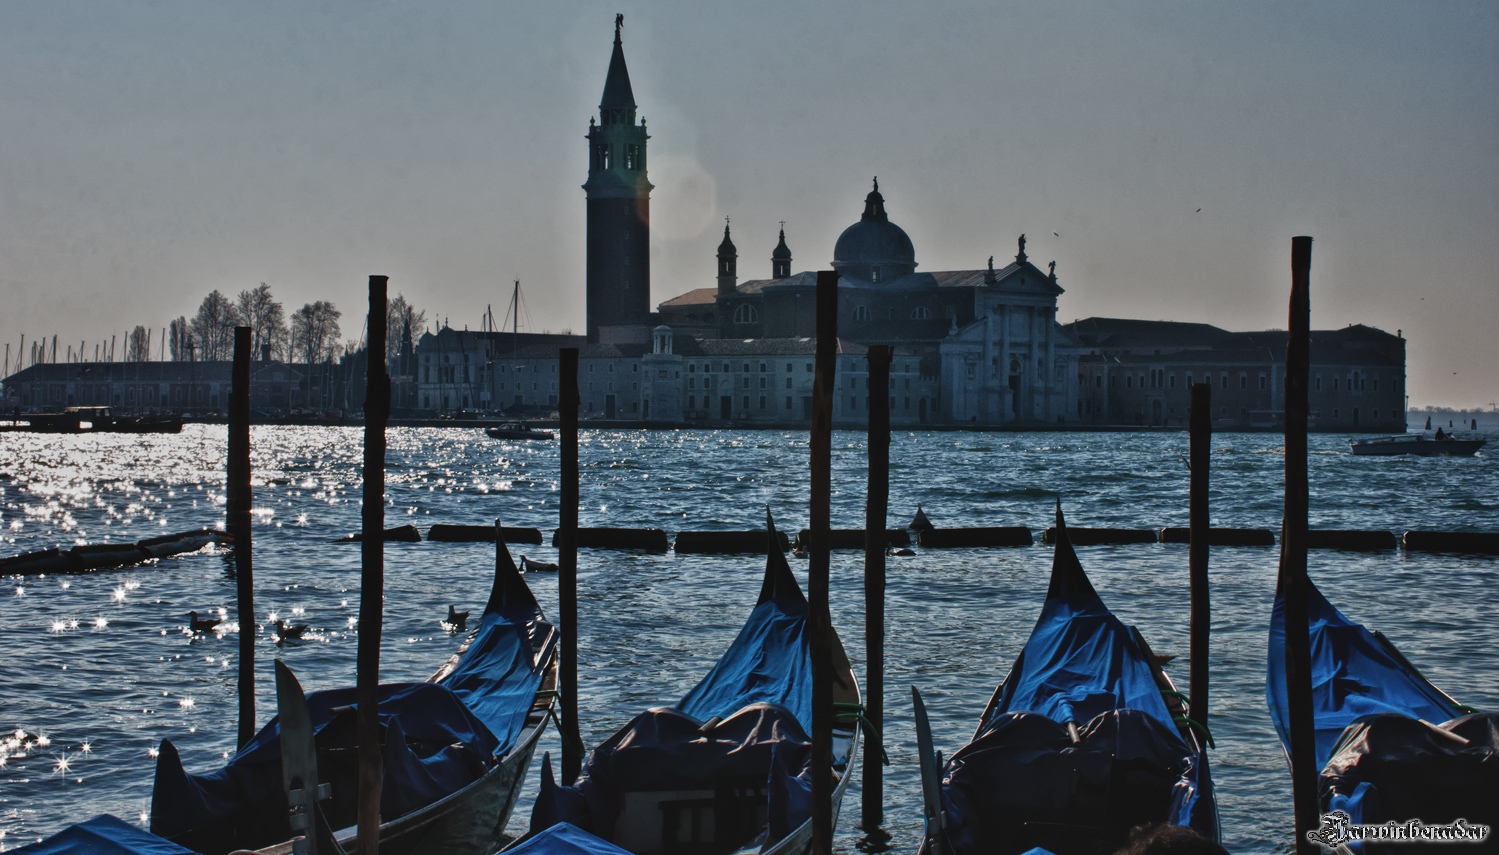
2;2;1495;408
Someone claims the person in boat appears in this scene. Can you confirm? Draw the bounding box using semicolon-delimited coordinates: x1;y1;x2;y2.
1434;427;1446;440
1115;823;1230;855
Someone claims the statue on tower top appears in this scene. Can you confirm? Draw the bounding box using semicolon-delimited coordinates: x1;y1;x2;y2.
615;13;623;37
1016;233;1028;262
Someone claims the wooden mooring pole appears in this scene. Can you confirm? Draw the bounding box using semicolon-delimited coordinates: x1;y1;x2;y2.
229;326;255;748
559;347;584;785
810;270;837;855
1281;238;1319;854
357;275;390;854
1188;382;1211;732
862;344;891;834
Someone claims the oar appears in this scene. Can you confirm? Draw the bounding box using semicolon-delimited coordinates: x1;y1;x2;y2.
911;686;946;855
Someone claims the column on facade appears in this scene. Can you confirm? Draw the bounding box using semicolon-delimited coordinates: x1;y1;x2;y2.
998;305;1011;420
1045;307;1056;421
981;312;995;421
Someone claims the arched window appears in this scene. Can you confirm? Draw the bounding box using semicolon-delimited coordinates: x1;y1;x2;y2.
733;304;759;324
853;305;871;322
910;306;931;320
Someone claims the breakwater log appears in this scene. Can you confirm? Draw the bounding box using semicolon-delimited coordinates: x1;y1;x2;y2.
426;523;544;544
1160;527;1276;547
139;528;230;559
333;524;422;543
1305;530;1398;551
70;543;151;570
1042;527;1157;546
551;527;670;553
794;529;910;551
917;527;1033;548
1402;531;1499;554
674;530;792;554
0;547;75;574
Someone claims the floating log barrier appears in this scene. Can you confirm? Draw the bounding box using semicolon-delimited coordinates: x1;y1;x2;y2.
916;526;1033;548
1304;530;1398;551
673;529;792;554
0;547;75;574
1160;527;1276;546
794;528;910;551
549;526;670;553
1041;527;1156;546
426;523;544;544
1401;531;1499;555
333;523;422;543
70;542;151;570
138;528;231;559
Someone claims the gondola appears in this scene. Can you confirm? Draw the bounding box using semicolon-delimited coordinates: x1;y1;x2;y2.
1266;577;1496;834
523;511;862;855
914;504;1218;855
148;530;559;855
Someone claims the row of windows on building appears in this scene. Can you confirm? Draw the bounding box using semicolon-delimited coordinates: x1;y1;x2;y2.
1090;370;1399;393
683;394;929;413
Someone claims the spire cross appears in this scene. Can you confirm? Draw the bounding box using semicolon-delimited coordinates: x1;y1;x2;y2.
615;13;623;39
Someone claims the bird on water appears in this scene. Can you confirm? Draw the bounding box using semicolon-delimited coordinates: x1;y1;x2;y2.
187;611;221;633
445;604;469;631
273;619;308;643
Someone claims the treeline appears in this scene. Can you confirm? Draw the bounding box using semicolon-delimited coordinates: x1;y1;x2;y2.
6;284;427;376
151;284;423;365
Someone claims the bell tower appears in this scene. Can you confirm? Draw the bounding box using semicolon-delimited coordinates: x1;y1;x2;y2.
583;15;653;342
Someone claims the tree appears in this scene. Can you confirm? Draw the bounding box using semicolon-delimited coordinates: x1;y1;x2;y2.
290;301;342;364
236;283;288;361
126;325;151;362
387;293;426;375
168;317;190;361
190;290;240;361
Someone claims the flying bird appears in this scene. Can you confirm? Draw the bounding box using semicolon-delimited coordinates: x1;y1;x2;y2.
187;611;221;633
1195;208;1201;212
1053;232;1059;236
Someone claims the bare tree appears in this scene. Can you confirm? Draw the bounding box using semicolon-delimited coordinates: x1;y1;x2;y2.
190;290;241;361
387;293;426;374
290;301;342;364
168;317;190;360
236;283;288;360
126;325;151;362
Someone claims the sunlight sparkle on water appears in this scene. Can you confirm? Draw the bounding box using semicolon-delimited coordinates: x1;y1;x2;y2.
94;616;108;628
50;619;67;633
111;587;126;602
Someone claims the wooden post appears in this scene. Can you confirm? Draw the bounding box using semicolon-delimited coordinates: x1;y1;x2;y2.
1188;382;1211;733
229;326;255;748
810;270;837;855
357;276;390;854
559;347;583;785
862;344;891;833
1281;237;1319;854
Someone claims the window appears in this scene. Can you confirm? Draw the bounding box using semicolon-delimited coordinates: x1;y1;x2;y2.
742;395;750;409
850;396;858;409
759;378;767;389
1221;373;1229;390
853;305;871;322
785;396;792;409
733;304;759;324
759;396;767;409
785;378;792;389
1315;374;1322;391
1169;374;1177;389
910;307;931;320
1259;373;1267;390
1240;373;1248;390
786;363;792;372
871;269;880;283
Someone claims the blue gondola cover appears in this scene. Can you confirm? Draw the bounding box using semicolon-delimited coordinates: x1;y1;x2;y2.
936;507;1216;854
506;822;637;855
11;815;199;855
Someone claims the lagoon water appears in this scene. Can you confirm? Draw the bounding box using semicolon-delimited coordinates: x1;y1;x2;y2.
0;426;1495;853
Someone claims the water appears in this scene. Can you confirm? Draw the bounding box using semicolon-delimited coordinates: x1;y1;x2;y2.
0;426;1495;853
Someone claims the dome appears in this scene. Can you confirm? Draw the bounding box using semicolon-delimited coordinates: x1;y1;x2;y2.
772;227;791;260
832;179;916;281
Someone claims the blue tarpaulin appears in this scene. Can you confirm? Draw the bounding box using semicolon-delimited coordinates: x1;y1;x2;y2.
531;516;836;848
938;507;1217;855
150;549;552;853
507;823;636;855
1266;576;1461;770
11;815;199;855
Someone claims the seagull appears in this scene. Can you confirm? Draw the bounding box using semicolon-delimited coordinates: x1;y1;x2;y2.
520;555;560;573
187;611;221;633
273;619;308;643
1053;232;1059;236
445;604;469;631
1195;208;1201;213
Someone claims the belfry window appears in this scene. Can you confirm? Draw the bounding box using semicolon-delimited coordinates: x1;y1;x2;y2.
910;306;931;320
733;304;759;324
853;305;871;322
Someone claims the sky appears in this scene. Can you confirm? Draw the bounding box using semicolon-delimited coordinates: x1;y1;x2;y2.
1;1;1495;408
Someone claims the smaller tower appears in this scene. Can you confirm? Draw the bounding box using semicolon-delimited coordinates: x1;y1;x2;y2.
717;221;738;296
772;222;792;279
